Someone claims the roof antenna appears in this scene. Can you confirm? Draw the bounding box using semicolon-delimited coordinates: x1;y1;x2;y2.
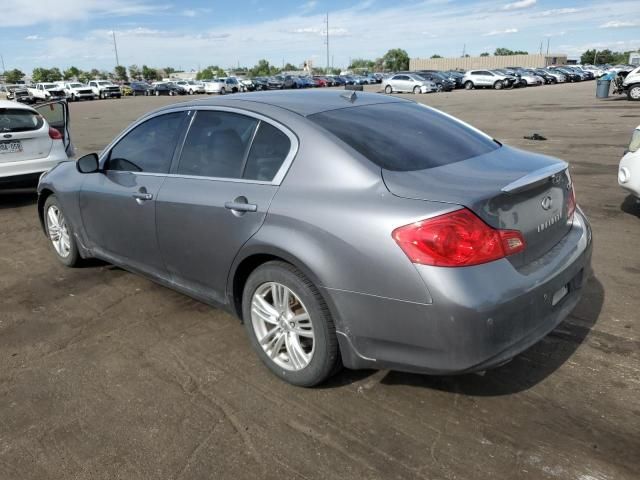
340;90;357;103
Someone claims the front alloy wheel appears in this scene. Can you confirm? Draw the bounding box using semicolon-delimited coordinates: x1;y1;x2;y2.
44;195;80;267
628;86;640;101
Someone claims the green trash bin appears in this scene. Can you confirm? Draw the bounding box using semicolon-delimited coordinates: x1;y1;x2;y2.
596;79;611;98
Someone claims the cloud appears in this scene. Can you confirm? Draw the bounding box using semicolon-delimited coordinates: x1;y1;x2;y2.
483;28;518;36
182;9;196;17
299;1;317;13
599;20;639;28
534;8;581;17
503;0;536;11
25;35;42;40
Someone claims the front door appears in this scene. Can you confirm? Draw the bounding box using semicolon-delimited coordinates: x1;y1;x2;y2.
156;109;295;304
79;111;188;277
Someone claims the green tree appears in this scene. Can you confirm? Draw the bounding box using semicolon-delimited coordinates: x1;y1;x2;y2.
480;52;490;57
141;65;159;81
494;48;528;56
89;68;100;80
114;65;127;81
430;54;443;59
249;59;273;77
63;66;80;80
382;48;410;71
3;68;25;83
349;58;375;70
164;67;176;75
283;63;298;72
78;70;92;83
32;67;61;82
196;65;225;80
128;64;141;79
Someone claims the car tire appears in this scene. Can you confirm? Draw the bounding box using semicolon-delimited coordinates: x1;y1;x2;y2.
384;85;392;94
628;85;640;101
43;195;81;268
132;91;137;97
494;80;503;90
242;261;340;387
413;86;421;94
220;87;226;95
436;84;443;92
155;90;160;96
464;81;474;90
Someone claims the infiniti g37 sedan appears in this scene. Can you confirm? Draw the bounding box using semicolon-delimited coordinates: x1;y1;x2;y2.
37;91;592;386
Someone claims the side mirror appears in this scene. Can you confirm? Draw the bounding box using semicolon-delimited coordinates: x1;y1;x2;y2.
76;153;100;174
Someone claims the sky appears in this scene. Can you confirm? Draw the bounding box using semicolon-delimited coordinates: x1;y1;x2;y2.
1;0;639;73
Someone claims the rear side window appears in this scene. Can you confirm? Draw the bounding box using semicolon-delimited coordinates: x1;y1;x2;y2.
0;108;44;133
244;122;291;181
309;103;499;171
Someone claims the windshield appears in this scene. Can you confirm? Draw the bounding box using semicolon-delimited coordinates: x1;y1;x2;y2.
68;83;83;88
629;129;640;153
309;103;499;172
97;81;111;86
43;84;57;89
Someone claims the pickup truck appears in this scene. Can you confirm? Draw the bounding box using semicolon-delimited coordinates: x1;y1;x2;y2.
88;80;122;99
27;83;66;101
62;82;96;101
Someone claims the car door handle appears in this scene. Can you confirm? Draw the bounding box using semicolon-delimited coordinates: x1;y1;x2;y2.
224;201;257;212
132;192;153;201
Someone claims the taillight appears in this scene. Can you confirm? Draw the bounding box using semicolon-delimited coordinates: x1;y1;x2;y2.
48;127;62;140
392;208;526;267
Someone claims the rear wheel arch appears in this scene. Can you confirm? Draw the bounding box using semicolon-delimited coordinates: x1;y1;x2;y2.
229;249;337;326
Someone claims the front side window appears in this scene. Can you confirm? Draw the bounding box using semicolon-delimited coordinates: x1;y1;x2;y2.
629;129;640;153
177;111;258;179
106;112;185;173
244;122;291;181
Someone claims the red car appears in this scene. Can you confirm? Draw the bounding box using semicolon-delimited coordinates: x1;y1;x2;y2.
312;76;328;87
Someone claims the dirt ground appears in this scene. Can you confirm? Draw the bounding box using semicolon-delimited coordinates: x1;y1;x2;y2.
1;82;638;480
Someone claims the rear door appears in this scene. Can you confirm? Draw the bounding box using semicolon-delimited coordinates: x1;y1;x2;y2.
34;100;73;157
156;108;296;304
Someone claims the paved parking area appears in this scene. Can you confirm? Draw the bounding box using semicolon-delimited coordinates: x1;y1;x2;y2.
1;83;639;480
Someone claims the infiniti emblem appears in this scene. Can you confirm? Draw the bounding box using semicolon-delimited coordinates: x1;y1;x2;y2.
2;134;12;139
541;196;553;210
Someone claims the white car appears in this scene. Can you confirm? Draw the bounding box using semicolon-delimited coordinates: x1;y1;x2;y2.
619;126;640;198
62;82;96;101
169;80;204;94
203;78;241;95
622;66;640;101
382;74;438;94
0;100;73;188
88;80;121;99
28;83;66;101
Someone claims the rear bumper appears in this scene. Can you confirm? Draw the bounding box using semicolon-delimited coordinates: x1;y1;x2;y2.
331;209;593;374
0;149;69;183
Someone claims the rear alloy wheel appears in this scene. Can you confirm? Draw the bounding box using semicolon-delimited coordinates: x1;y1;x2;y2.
384;85;392;94
464;81;474;90
243;261;340;386
436;84;443;92
44;195;80;267
494;80;503;90
628;86;640;101
220;87;226;95
413;85;421;94
155;90;160;96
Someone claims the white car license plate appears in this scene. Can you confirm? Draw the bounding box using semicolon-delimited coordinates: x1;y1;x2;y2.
0;141;23;154
552;284;569;306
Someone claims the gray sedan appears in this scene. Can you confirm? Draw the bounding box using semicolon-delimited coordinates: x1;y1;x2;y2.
382;74;438;94
37;91;592;386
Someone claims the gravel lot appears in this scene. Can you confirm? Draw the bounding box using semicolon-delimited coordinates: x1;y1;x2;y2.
1;82;639;480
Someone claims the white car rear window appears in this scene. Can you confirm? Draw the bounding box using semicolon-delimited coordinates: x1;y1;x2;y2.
0;108;44;133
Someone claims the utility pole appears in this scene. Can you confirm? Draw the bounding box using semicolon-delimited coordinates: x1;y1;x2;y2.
462;44;466;57
112;30;120;66
325;12;330;74
546;38;550;56
539;41;543;55
593;50;598;64
0;54;5;72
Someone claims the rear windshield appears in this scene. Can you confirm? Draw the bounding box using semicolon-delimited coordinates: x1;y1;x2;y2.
308;102;499;171
0;108;44;133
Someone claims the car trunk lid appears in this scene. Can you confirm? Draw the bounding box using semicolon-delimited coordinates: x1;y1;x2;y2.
0;107;52;163
382;145;574;266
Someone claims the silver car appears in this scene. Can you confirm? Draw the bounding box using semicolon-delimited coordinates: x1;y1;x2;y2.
462;70;512;90
37;91;592;386
383;74;438;94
